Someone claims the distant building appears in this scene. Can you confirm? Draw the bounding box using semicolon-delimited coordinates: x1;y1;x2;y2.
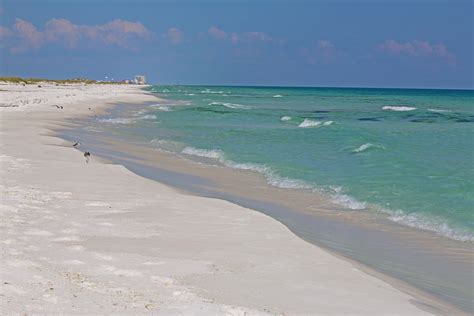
134;75;146;85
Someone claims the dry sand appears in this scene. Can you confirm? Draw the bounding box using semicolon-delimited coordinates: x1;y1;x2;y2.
0;83;443;314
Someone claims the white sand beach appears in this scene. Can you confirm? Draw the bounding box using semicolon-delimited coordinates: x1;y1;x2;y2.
0;83;448;314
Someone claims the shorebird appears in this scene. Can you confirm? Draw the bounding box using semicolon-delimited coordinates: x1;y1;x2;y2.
52;105;64;109
73;142;80;147
84;151;91;163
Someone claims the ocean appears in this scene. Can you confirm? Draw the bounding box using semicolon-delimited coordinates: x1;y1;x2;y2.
98;85;474;242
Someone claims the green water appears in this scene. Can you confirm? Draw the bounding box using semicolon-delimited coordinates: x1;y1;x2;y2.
102;85;474;241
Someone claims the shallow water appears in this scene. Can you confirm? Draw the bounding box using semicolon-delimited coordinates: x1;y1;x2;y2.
97;86;474;241
59;111;473;313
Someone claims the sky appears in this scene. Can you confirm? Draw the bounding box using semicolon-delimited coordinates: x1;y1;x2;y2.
0;0;472;89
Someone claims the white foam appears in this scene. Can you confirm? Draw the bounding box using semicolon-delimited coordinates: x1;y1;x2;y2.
330;187;367;210
352;143;384;153
382;106;417;111
150;139;183;152
182;146;224;159
201;89;224;94
208;102;252;109
273;95;283;98
222;160;313;190
428;108;451;113
323;120;334;126
388;211;473;242
223;161;270;174
298;119;322;128
333;194;367;210
280;116;291;121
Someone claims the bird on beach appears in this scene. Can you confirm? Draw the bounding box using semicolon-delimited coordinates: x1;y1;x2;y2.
73;142;80;147
84;151;91;163
52;105;63;109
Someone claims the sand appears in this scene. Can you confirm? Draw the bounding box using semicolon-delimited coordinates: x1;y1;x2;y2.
0;82;444;314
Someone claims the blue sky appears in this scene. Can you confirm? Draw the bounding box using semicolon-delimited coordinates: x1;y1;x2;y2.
1;0;472;89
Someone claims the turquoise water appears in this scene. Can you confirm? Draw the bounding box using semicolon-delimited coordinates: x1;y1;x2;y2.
105;86;474;241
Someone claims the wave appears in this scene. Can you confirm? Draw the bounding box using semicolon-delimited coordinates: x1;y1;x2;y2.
181;146;314;190
186;93;195;96
280;116;292;121
329;186;367;210
273;95;283;98
428;108;452;113
201;89;224;94
176;146;470;241
352;143;384;153
208;102;252;110
182;146;224;159
382;106;417;111
388;210;473;242
298;119;322;128
149;139;183;153
298;119;333;128
222;161;314;190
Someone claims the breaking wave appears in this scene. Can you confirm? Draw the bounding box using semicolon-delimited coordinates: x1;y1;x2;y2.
182;146;224;159
382;106;417;111
298;119;333;128
352;143;384;153
175;145;471;241
298;119;322;128
428;108;451;113
388;210;473;242
208;102;252;110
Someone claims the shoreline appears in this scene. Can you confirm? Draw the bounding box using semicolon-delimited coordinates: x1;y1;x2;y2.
61;101;473;314
0;83;464;314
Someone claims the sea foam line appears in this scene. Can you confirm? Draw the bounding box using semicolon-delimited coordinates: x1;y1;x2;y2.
388;210;473;242
179;145;471;242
